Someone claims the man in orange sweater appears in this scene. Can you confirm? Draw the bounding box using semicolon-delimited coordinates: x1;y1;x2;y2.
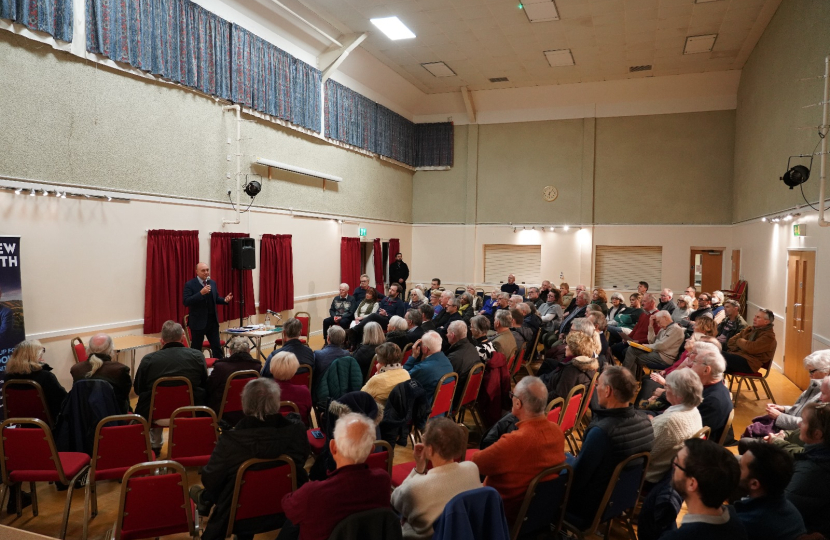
472;376;566;524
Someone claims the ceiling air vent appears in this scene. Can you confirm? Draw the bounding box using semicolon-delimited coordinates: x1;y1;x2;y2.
489;77;509;83
629;65;652;73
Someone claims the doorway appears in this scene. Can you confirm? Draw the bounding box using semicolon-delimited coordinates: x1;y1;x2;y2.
689;250;723;293
784;250;815;390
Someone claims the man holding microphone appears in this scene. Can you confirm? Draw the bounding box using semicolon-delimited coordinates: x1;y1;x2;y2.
184;262;233;360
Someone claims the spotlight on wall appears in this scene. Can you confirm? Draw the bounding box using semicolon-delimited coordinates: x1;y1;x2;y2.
780;156;812;189
784;214;793;221
29;189;35;196
42;190;48;196
761;217;767;222
14;189;21;195
107;196;112;202
244;180;262;197
563;225;570;232
550;227;555;232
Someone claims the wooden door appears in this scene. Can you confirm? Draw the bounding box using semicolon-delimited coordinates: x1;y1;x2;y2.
784;251;815;390
689;250;723;293
730;250;741;289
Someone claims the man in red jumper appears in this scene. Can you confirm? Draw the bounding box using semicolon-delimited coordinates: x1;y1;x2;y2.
611;294;660;364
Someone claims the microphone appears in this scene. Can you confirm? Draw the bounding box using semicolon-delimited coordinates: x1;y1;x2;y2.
266;310;283;321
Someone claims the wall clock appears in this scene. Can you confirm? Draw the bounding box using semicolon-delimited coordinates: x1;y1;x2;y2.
543;186;559;202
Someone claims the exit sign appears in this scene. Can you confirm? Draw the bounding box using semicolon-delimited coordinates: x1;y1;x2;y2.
793;224;805;237
359;228;367;237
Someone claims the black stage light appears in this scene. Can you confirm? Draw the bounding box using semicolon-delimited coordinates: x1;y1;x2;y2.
780;156;812;190
244;180;261;197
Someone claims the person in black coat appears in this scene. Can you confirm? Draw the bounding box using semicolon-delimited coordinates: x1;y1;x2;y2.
3;339;67;422
183;262;232;360
190;378;310;540
205;337;262;421
69;333;132;413
389;253;409;294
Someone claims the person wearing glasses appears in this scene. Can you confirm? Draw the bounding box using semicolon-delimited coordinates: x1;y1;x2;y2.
724;309;777;375
689;343;734;443
351;274;372;305
785;402;830;537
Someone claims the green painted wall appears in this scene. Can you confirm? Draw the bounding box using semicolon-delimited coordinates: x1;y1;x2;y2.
733;0;830;223
412;125;469;223
0;32;414;222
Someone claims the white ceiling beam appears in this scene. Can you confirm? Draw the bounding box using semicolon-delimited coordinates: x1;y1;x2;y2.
461;86;477;124
319;33;368;83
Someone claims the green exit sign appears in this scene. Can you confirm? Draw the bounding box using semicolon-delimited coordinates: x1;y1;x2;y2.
793;224;805;237
359;228;367;237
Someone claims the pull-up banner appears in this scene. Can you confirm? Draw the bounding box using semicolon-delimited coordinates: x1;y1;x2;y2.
0;236;25;370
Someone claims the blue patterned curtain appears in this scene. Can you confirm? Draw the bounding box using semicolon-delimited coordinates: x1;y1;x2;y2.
230;24;292;122
325;79;377;152
375;105;415;165
415;122;454;168
291;58;321;132
1;0;73;42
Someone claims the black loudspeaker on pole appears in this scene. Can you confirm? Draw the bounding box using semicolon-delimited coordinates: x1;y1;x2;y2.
230;238;256;327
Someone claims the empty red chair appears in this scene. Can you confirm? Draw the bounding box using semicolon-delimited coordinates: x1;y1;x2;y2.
546;397;565;424
429;372;458;419
0;418;90;539
218;370;259;421
559;385;586;454
225;456;298;538
109;461;197;540
71;336;88;363
273;312;311;346
167;406;219;467
3;379;54;427
148;376;195;430
83;415;155;540
288;365;313;391
453;363;485;430
365;441;394;476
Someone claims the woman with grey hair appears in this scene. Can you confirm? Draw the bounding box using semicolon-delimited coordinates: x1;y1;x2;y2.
385;315;410;350
607;292;626;323
205;336;262;419
353;321;385;380
458;292;476;324
645;368;703;483
406;288;426;310
672;295;693;324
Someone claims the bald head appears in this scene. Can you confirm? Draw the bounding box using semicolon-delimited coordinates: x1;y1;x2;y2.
88;333;114;357
196;262;209;280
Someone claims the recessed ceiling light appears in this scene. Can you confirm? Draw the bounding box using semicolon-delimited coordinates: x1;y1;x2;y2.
489;77;509;83
522;0;559;22
629;65;652;73
422;62;456;77
544;49;574;67
370;17;415;40
684;34;717;54
695;0;722;3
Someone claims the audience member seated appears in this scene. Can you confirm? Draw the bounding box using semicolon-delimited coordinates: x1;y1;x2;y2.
658;288;677;314
351;286;379;328
509;308;530;355
279;414;391;540
526;287;542;309
759;376;829;457
361;343;410;407
352;274;371;305
544;332;598;402
500;274;520;295
70;333;132;413
607;292;626;323
490;310;517;361
567;367;654;526
322;284;356;337
736;442;805;540
405;309;425;343
559;282;573;308
672;295;693;324
403;331;453;399
479;289;499;317
205;337;261;419
350;284;407;343
522;302;542;337
392;417;482;539
539;280;552;300
406;288;426;310
5;339;67;421
437;297;463;332
465;285;483;311
716;299;748;346
685;293;713;327
428;290;442;317
724;308;777;375
458;292;476;324
313;326;349;390
428;278;442;295
263;318;315;377
419;304;437;333
685;286;699;309
785;402;830;537
270;352;313;426
611;293;658;364
385;316;411;350
658;438;745;540
508;294;523;310
472;377;565;524
470;315;495;363
711;291;726;325
586;311;611;368
559;290;590;336
134;321;207;452
353;322;385;380
190;378;310;540
690;343;734;443
607;293;644;340
562;284;586;315
446;321;479;387
431;290;452;326
638;281;649;295
646;369;703;485
539;289;563;347
623;310;684;373
591;288;609;316
742;350;830;440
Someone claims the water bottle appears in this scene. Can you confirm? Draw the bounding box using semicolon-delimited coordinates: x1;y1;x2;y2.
265;313;271;328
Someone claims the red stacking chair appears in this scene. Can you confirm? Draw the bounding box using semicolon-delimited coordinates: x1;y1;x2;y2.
727;358;776;407
365;441;394;476
3;379;54;427
0;418;91;539
692;426;711;440
148;376;195;432
402;348;414;365
167;406;220;468
559;384;586;455
366;355;379;383
217;370;259;421
108;461;198;540
273;312;311;346
429;372;458;419
83;415;155;540
225;456;298;539
453;363;485;431
510;348;529;383
183;314;225;356
281;401;325;455
71;336;88;363
572;371;599;445
288;365;313;391
546;397;565;424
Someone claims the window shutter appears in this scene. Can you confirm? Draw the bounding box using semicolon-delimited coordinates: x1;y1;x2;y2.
484;245;541;284
595;246;662;290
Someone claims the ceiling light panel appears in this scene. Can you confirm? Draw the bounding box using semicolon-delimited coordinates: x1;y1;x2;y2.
683;34;717;54
522;0;560;23
421;62;457;77
370;17;416;40
544;48;574;67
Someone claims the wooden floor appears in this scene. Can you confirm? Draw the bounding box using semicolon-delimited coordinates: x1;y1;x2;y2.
0;334;805;539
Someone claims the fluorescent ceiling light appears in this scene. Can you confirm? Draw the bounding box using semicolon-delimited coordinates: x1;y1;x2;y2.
684;34;717;54
522;0;559;23
370;17;415;40
544;49;574;67
695;0;722;3
421;62;456;77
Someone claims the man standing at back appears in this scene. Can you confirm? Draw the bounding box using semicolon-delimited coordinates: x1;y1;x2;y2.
184;262;232;360
389;253;409;295
134;320;208;453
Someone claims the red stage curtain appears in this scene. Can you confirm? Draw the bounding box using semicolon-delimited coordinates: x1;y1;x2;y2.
340;237;361;290
210;232;256;324
373;238;385;294
260;234;294;313
144;230;199;334
388;238;400;265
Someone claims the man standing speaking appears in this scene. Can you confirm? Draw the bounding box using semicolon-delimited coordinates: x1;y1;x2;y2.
184;262;232;360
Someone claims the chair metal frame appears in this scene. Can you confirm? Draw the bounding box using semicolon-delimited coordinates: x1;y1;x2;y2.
545;397;565;424
692;426;711;440
510;463;573;540
0;418;91;539
2;379;54;427
217;370;259;421
562;452;651;540
718;410;735;446
559;384;586;455
454;363;486;431
727;359;776;406
71;336;87;363
429;372;459;419
148;376;195;428
225;456;297;539
167;406;220;465
573;371;600;445
107;460;198;540
366;440;394;476
83;415;154;540
280;401;300;415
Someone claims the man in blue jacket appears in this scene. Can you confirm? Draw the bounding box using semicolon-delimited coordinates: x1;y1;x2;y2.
404;331;453;399
183;262;232;360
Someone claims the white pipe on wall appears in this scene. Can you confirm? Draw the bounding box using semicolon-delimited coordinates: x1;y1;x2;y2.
223;104;242;226
819;55;829;227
